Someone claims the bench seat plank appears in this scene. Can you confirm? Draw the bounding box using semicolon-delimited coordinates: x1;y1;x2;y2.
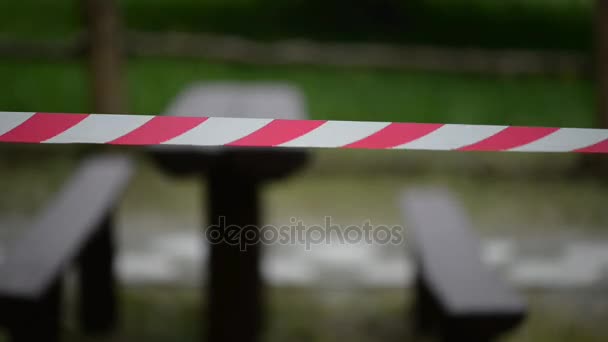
0;154;133;299
401;187;525;315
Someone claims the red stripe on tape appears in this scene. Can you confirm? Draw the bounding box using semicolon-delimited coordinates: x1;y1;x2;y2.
344;123;444;149
575;139;608;153
110;116;208;145
458;126;559;151
227;119;327;146
0;113;88;143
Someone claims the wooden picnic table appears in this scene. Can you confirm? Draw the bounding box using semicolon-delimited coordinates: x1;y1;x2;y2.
151;82;310;342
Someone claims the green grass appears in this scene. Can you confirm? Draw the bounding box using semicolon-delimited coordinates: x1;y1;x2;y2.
2;286;605;342
0;61;88;113
0;0;594;51
0;58;596;127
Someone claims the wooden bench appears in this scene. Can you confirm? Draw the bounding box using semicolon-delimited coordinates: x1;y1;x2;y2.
151;82;310;342
0;154;133;342
400;187;526;341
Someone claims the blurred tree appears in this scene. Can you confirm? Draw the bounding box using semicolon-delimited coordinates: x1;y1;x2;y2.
260;0;410;39
83;0;126;113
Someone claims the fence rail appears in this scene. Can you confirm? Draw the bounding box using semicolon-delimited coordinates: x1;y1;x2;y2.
0;32;590;76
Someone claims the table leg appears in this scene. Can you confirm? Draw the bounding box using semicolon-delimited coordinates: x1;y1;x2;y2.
206;169;262;342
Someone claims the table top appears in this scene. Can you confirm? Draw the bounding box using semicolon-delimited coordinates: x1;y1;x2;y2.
151;82;311;180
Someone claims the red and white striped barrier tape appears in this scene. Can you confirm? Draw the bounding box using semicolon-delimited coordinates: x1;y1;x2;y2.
1;111;607;153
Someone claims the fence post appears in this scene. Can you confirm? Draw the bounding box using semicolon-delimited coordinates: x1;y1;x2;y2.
597;0;608;128
83;0;126;113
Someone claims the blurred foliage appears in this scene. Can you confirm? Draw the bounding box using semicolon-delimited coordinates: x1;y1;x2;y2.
0;0;594;51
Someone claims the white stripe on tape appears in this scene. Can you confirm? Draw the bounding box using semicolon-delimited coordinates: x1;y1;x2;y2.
509;128;608;152
164;117;272;145
0;112;34;135
45;114;154;143
279;121;390;147
395;124;506;150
